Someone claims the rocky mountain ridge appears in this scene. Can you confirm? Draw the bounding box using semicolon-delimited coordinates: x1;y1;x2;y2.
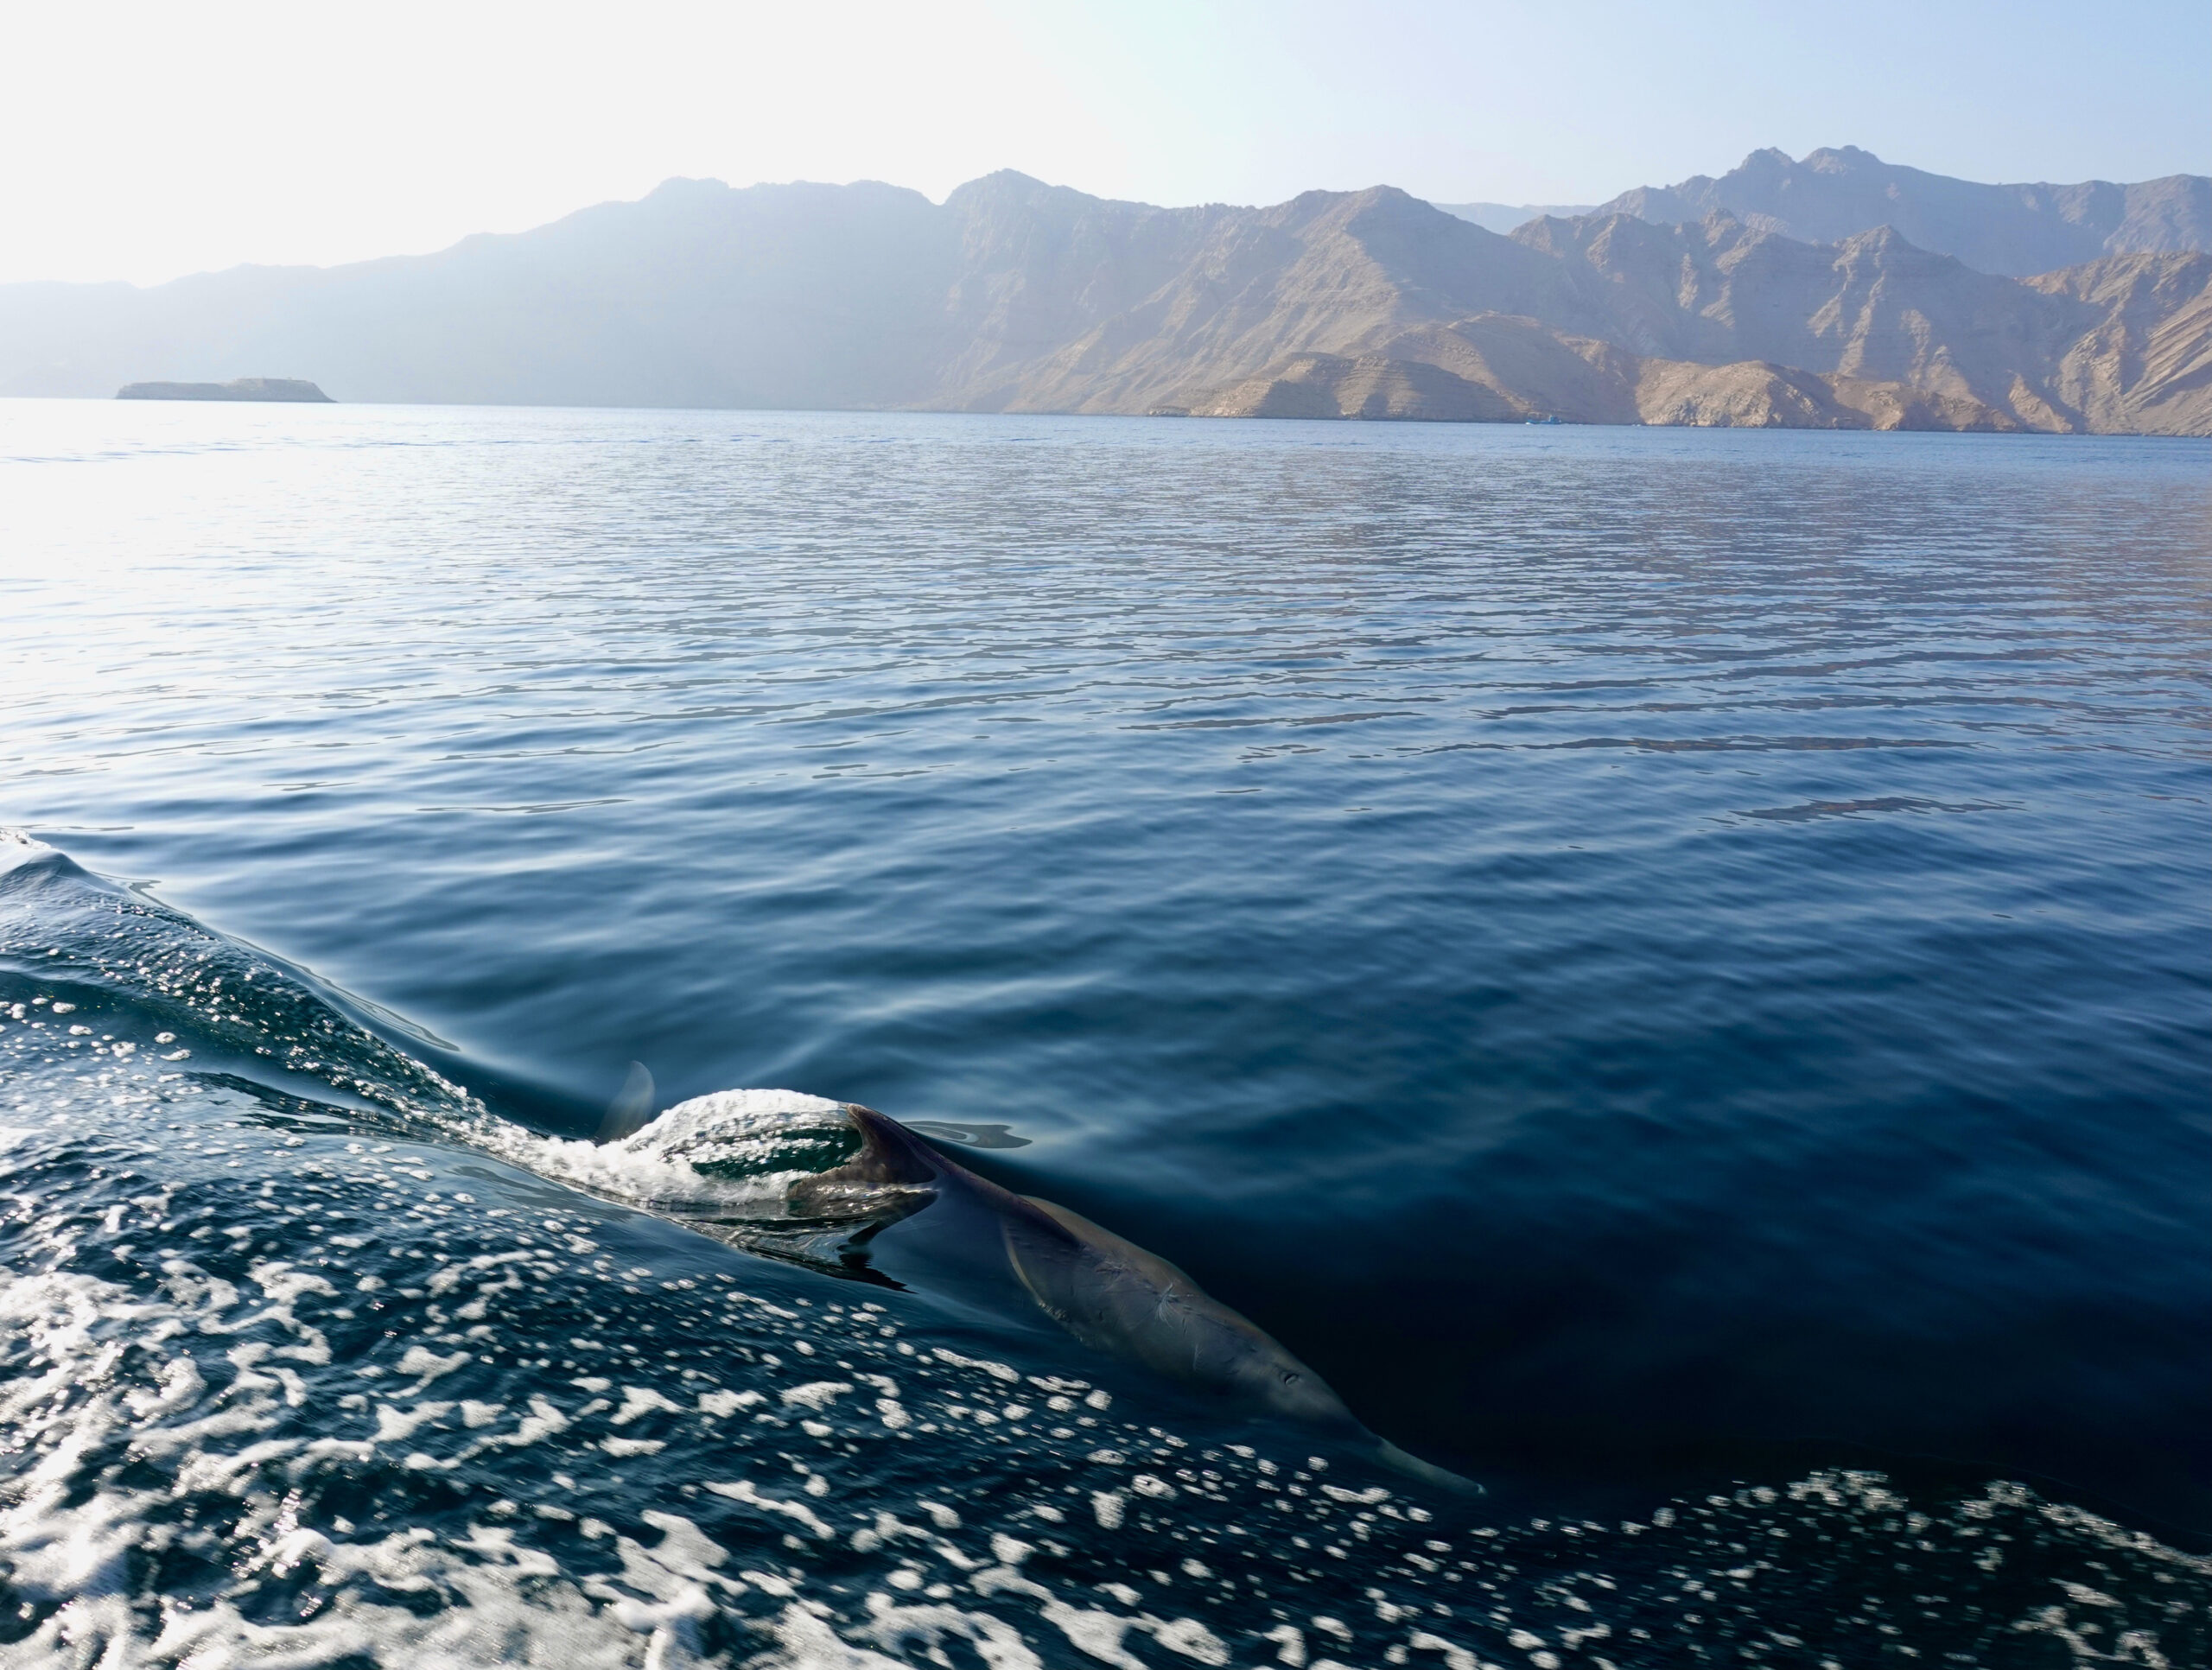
1599;146;2209;277
3;155;2205;435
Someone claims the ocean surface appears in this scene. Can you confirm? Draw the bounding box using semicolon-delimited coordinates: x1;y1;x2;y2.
1;399;2206;1668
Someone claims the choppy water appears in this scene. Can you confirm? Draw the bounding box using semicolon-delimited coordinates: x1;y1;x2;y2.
2;400;2207;1667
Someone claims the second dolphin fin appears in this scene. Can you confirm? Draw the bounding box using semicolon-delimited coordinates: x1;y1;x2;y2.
595;1061;657;1144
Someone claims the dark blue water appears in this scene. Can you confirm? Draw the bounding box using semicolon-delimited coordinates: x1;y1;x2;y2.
3;400;2207;1666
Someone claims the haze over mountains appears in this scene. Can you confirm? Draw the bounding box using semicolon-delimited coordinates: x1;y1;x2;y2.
3;148;2205;434
1433;201;1597;235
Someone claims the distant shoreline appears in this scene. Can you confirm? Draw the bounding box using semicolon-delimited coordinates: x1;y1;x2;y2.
117;378;332;403
29;392;2203;438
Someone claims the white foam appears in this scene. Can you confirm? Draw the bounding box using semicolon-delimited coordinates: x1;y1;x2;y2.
703;1478;836;1540
396;1345;471;1383
613;1386;684;1426
373;1400;454;1443
699;1388;765;1417
465;1087;851;1222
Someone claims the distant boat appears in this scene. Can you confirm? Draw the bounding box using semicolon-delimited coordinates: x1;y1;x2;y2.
117;378;333;403
1523;414;1562;425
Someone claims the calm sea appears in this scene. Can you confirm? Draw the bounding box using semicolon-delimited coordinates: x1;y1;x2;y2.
3;400;2207;1666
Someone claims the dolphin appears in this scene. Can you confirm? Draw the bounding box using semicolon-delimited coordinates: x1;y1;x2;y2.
794;1103;1478;1494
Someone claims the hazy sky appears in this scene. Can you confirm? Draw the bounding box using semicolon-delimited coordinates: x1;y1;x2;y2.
6;0;2205;286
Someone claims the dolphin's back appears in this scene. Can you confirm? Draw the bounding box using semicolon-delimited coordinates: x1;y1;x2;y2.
1003;1195;1363;1432
810;1105;1479;1489
1017;1196;1203;1300
1002;1192;1205;1364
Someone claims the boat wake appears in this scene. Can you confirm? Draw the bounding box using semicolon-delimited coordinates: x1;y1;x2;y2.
3;830;2205;1668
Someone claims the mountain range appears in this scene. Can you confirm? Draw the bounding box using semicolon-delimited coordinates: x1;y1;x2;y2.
3;148;2205;435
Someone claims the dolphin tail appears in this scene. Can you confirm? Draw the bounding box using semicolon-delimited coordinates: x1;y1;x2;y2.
1373;1438;1484;1496
595;1062;656;1144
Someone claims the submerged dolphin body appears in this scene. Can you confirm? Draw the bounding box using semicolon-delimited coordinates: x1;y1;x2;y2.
796;1103;1478;1494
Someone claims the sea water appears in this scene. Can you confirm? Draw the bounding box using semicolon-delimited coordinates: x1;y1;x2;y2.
2;401;2206;1666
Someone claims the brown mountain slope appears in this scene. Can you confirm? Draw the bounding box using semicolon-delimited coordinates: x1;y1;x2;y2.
958;188;2208;434
934;185;1585;414
1503;212;2210;433
1180;314;2019;432
927;172;1230;403
2023;254;2212;435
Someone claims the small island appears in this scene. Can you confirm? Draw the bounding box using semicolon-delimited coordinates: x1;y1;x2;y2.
118;378;333;403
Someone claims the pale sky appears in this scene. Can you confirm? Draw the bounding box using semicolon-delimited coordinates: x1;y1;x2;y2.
5;0;2205;287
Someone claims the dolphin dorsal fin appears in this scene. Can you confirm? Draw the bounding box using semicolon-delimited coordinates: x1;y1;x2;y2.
839;1103;950;1186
